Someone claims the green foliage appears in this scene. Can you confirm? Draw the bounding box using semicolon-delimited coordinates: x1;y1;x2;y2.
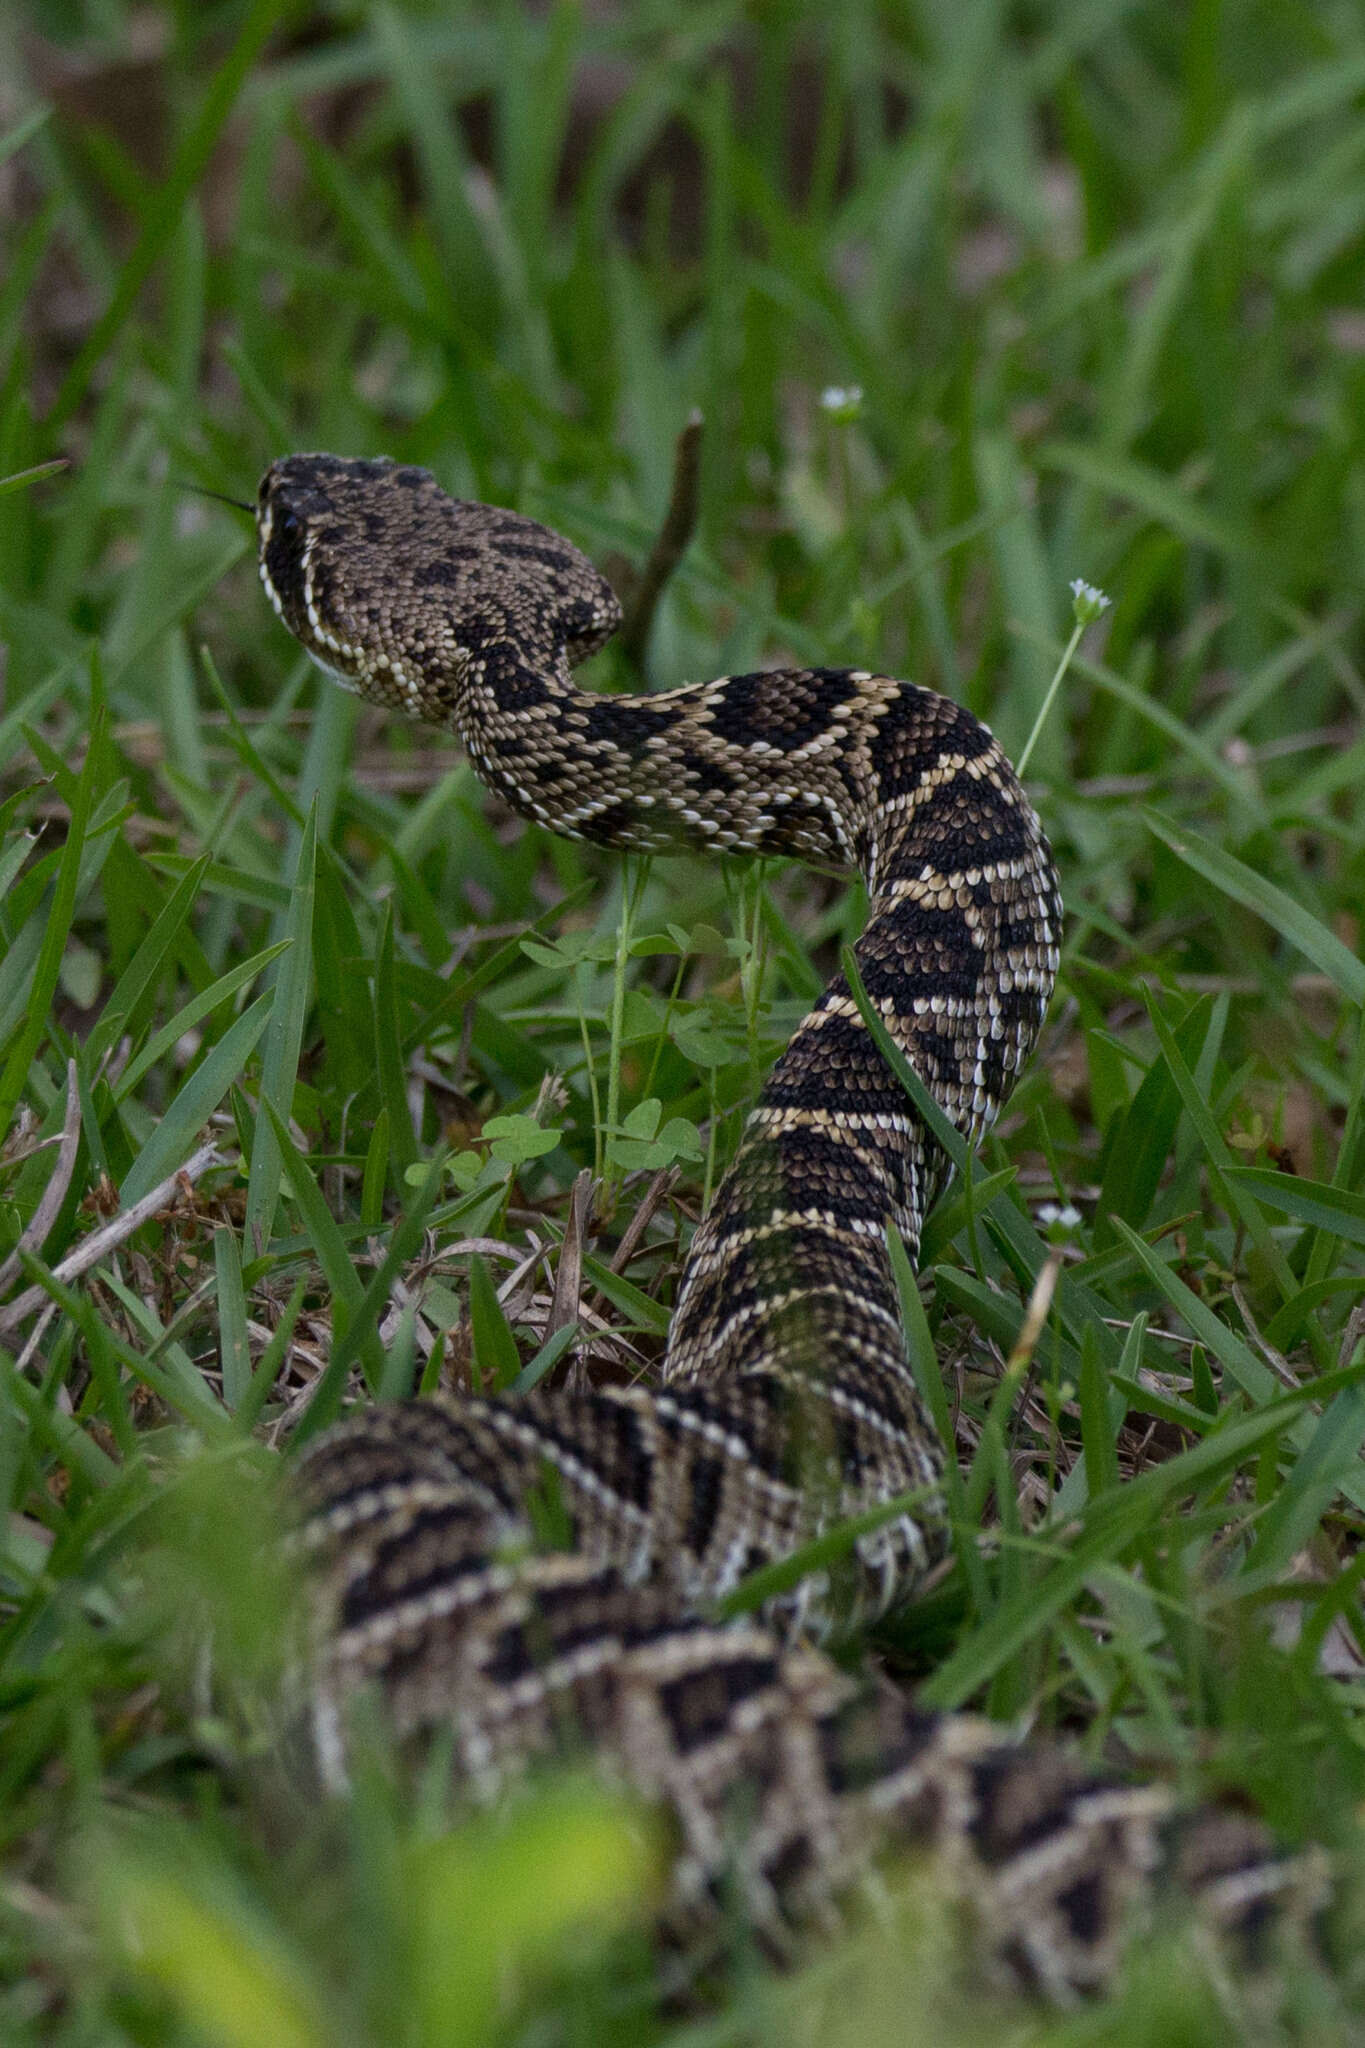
84;1769;655;2048
3;1;1365;2040
605;1097;704;1173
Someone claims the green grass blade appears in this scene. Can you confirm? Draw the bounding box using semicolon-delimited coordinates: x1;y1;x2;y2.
86;853;211;1068
214;1226;251;1413
292;1150;448;1443
0;103;51;169
510;1320;578;1395
119;993;272;1207
577;1255;670;1338
1225;1166;1365;1250
47;0;282;427
235;1278;307;1437
1038;439;1248;556
888;1222;980;1608
260;1100;385;1423
922;1400;1304;1710
1079;1322;1120;1500
0;458;69;498
971;430;1059;773
373;903;418;1187
1144;809;1365;1005
1140;987;1299;1305
0;706;105;1135
245;804;318;1252
468;1253;522;1395
1108;1216;1279;1406
113;942;291;1105
1241;1387;1365;1586
1092;993;1214;1245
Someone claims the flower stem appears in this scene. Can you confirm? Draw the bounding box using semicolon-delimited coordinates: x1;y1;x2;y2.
1015;618;1084;779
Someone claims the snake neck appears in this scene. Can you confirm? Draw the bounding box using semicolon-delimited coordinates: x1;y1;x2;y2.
452;634;892;869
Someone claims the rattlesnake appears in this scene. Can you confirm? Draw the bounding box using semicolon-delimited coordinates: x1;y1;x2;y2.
255;452;1320;2002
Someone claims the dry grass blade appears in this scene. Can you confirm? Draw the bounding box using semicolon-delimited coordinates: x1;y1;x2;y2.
0;1140;222;1342
547;1166;595;1337
0;1060;81;1297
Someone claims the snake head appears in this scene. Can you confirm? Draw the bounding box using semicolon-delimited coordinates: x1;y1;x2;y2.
255;453;623;723
256;453;403;696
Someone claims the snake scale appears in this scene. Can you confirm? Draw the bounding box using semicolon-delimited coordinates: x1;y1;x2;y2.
254;453;1319;2003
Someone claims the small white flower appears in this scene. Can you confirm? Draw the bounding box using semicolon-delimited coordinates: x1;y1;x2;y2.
1036;1201;1083;1237
820;384;864;421
1069;578;1112;624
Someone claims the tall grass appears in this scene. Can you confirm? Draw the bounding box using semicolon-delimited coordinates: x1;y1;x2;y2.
2;3;1365;2039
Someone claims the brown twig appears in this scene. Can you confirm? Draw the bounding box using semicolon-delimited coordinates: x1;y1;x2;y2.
608;1164;680;1277
618;411;705;670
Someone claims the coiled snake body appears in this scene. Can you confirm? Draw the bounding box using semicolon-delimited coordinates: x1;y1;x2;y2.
257;454;1313;2000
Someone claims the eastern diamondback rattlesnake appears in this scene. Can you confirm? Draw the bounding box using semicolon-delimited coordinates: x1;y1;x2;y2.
254;452;1319;2001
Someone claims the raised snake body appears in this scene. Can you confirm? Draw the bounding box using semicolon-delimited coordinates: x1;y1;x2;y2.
255;453;1315;1999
